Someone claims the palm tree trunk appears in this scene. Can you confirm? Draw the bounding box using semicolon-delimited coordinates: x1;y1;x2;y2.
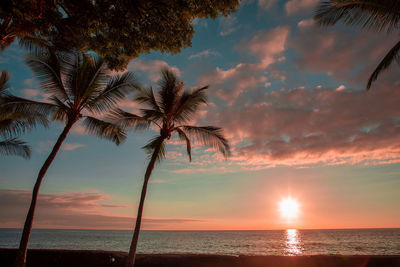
125;140;163;267
13;119;77;267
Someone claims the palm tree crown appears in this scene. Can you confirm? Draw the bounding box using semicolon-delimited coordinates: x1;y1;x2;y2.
112;68;230;162
9;49;139;143
314;0;400;90
0;70;47;158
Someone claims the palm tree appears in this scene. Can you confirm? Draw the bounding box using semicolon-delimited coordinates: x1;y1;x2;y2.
314;0;400;89
110;68;230;267
0;70;47;158
12;49;139;267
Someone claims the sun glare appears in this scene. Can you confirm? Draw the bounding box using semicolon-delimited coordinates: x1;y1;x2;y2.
279;197;300;220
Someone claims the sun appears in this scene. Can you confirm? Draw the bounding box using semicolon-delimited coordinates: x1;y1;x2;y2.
279;197;300;220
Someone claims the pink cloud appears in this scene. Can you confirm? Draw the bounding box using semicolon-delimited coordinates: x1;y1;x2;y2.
0;190;201;230
22;89;39;98
127;59;181;82
258;0;278;10
62;143;85;151
291;22;399;87
189;49;220;60
219;15;238;36
71;123;87;135
206;84;400;168
149;179;166;184
198;26;289;104
285;0;319;14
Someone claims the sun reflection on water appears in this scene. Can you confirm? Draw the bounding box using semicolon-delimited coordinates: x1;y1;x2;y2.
285;229;302;255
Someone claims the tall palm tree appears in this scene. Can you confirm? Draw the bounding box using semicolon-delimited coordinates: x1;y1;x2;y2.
110;68;230;267
0;70;47;158
12;49;138;267
314;0;400;89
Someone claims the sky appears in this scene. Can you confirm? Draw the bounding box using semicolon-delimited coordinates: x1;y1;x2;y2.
1;0;400;231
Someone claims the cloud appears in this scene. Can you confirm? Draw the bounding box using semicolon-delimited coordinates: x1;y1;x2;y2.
192;18;208;28
127;59;181;82
291;22;399;87
198;26;290;103
22;89;39;98
149;179;166;184
62;143;85;151
36;140;55;153
297;19;314;28
258;0;278;10
36;141;85;152
336;85;346;91
285;0;319;14
189;50;220;60
71;123;87;135
0;190;201;230
240;26;290;68
219;15;238;36
206;84;400;169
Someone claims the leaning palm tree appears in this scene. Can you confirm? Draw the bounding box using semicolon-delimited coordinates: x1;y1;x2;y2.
314;0;400;89
110;68;230;267
12;49;138;267
0;70;47;158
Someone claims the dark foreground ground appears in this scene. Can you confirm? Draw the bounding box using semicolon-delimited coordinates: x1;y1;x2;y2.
1;249;400;267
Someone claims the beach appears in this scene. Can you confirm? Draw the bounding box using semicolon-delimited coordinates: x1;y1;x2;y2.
1;249;400;267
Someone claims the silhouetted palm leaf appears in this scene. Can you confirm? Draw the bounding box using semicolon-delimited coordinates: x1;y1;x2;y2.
180;126;230;158
25;49;70;101
0;70;48;159
367;40;400;90
176;127;192;161
315;0;400;33
0;138;30;159
82;116;126;145
142;135;166;163
86;72;140;114
314;0;400;89
174;85;208;124
108;108;150;130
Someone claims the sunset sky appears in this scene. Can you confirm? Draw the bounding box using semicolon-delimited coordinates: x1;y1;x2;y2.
1;0;400;230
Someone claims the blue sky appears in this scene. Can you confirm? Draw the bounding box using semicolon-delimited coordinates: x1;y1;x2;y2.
1;0;400;230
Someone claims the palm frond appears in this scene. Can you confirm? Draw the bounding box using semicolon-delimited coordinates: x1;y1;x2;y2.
173;85;208;124
25;48;70;101
0;138;30;159
77;54;109;105
0;110;48;137
107;108;150;130
140;108;164;123
82;116;127;145
0;71;10;93
367;40;400;90
314;0;400;33
1;94;57;117
142;135;166;163
48;96;69;122
180;126;230;158
18;36;53;53
159;68;181;115
85;72;139;113
175;127;192;162
134;86;162;114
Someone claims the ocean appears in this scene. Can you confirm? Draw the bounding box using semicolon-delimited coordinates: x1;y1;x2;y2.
1;228;400;256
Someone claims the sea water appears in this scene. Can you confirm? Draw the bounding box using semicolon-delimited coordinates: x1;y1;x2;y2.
1;228;400;255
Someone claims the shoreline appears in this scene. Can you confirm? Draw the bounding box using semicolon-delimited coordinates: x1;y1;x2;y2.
2;249;400;267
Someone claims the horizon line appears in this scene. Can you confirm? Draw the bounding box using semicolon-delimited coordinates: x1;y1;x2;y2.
1;227;400;231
